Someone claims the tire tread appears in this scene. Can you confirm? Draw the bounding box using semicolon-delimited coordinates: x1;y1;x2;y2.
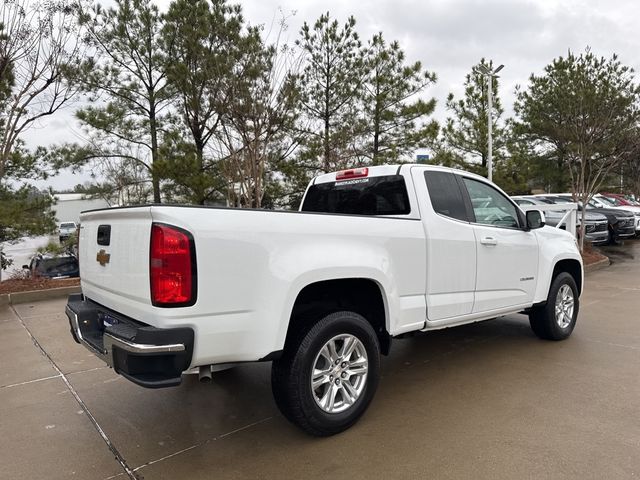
271;311;380;436
529;272;579;341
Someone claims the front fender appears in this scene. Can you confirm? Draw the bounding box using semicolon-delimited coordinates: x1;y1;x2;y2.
533;229;583;303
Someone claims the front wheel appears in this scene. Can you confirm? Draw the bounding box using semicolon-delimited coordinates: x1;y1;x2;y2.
529;272;579;340
271;311;380;436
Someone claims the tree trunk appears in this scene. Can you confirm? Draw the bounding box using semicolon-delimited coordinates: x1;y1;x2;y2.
323;73;331;172
579;204;586;252
372;76;381;165
194;135;206;205
151;174;161;204
324;115;330;172
149;99;162;204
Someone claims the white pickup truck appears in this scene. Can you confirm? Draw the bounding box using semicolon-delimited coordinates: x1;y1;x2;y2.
66;165;583;436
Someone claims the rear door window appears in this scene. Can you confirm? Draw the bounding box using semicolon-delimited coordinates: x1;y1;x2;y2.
424;171;469;222
301;175;410;215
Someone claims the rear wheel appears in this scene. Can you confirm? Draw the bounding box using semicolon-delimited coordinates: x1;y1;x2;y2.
529;272;579;340
271;311;380;436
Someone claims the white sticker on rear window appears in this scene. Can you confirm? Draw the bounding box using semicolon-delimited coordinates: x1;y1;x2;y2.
335;178;370;186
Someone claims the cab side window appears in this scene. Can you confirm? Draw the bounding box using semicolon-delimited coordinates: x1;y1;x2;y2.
462;177;520;229
424;171;469;222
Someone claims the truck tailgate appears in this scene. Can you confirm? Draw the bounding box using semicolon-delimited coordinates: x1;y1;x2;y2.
79;207;153;305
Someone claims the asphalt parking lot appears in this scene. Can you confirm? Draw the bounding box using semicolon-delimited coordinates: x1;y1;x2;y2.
1;242;639;480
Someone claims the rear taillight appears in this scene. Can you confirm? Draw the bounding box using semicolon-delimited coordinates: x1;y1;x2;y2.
336;167;368;181
150;223;197;307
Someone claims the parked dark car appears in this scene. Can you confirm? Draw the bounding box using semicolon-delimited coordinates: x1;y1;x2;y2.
536;195;635;243
512;196;609;245
595;194;640;233
23;253;79;279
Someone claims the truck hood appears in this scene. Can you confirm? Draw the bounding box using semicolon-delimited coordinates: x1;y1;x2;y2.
582;212;608;222
538;223;579;249
587;207;634;218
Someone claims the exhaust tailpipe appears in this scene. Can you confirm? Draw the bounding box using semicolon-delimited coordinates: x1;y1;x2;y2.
198;365;212;383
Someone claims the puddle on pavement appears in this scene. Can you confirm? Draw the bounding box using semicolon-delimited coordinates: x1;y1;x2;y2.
597;240;638;265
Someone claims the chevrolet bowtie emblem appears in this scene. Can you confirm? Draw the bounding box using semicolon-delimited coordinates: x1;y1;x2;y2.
96;249;111;266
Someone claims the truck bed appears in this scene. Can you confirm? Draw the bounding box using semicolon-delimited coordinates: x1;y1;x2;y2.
78;205;427;366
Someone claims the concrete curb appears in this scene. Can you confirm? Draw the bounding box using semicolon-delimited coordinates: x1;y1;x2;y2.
585;257;610;273
0;285;81;306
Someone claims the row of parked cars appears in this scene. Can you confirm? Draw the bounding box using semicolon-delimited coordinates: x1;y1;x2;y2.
511;193;640;245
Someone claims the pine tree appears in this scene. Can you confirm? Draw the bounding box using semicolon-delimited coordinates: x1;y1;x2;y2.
297;13;366;173
361;33;437;164
161;0;245;205
443;58;505;174
76;0;171;203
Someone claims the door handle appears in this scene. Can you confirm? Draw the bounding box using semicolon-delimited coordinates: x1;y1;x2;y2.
480;236;498;246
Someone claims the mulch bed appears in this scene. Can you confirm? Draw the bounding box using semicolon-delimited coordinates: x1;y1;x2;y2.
581;247;608;266
0;277;80;295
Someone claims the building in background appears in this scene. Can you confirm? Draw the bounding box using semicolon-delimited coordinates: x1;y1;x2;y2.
53;194;110;224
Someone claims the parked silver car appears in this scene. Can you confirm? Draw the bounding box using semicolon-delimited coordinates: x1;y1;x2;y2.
512;196;609;245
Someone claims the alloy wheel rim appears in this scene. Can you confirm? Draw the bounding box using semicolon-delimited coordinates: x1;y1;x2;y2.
311;334;368;414
555;284;574;328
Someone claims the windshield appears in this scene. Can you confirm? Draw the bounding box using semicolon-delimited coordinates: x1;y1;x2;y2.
301;175;410;215
596;196;616;207
60;223;76;229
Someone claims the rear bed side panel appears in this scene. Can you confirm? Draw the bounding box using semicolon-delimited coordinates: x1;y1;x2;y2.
147;207;426;367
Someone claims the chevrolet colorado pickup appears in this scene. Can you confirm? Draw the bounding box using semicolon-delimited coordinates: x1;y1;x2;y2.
66;165;583;436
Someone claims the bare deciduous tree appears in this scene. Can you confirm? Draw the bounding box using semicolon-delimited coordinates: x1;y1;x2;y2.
0;0;87;181
219;17;301;208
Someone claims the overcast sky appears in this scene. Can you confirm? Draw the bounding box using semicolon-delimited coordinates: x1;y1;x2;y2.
23;0;640;190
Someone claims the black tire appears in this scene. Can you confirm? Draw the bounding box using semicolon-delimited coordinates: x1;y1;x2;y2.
271;311;380;436
529;272;579;340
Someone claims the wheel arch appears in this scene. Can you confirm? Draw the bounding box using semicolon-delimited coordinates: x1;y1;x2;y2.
283;278;392;356
553;258;583;295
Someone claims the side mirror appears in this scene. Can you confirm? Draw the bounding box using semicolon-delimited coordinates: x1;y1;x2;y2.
22;264;29;269
526;210;545;230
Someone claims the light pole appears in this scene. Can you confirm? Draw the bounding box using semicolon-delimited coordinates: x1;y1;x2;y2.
481;63;503;182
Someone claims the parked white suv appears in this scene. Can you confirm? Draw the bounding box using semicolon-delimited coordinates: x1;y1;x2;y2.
66;165;583;435
58;221;77;243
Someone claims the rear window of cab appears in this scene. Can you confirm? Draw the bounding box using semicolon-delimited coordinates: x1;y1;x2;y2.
301;175;411;216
